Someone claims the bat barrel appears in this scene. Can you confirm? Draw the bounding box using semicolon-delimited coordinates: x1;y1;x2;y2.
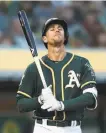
18;10;38;57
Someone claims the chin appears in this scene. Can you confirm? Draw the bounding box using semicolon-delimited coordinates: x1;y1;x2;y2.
54;38;62;43
53;41;61;45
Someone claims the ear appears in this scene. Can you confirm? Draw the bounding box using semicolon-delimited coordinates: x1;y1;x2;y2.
42;36;48;43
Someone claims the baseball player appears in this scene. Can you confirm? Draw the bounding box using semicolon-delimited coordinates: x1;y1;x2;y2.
16;18;98;133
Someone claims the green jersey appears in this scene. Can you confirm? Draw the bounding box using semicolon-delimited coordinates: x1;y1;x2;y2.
16;52;96;121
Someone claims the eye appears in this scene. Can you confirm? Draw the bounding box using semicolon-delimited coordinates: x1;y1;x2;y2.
59;28;62;30
50;28;54;31
58;27;63;30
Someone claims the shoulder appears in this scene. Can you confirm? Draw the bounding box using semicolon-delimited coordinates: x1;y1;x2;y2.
41;54;47;61
67;52;91;67
27;62;36;69
26;55;47;70
73;54;93;71
25;62;37;73
73;54;89;64
67;52;89;61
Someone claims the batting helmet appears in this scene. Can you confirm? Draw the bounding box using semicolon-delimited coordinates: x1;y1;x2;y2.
42;18;69;48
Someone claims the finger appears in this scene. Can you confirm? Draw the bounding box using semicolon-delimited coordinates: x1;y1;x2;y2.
48;84;52;88
42;85;52;94
44;85;52;89
47;107;54;112
41;103;51;110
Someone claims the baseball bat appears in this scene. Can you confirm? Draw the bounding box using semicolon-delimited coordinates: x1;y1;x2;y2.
18;10;47;89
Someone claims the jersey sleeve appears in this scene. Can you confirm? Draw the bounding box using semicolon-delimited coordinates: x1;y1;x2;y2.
17;63;36;98
80;58;96;89
80;58;98;110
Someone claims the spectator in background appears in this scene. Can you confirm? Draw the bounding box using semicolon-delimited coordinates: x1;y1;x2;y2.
33;1;55;31
97;32;106;48
0;31;3;43
19;1;33;18
7;1;20;17
19;1;39;33
0;1;9;32
96;2;106;31
0;1;8;14
0;1;106;49
0;15;8;32
0;30;15;48
51;1;71;8
7;1;38;33
83;10;103;47
11;17;28;49
55;4;89;48
72;1;85;22
69;30;89;48
32;1;55;47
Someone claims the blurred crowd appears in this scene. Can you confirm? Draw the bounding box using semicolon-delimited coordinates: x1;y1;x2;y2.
0;1;106;49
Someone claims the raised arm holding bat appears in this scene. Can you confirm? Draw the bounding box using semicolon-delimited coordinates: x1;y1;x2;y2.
16;11;98;133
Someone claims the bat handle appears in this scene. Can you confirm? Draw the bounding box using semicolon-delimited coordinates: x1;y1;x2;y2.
34;57;47;89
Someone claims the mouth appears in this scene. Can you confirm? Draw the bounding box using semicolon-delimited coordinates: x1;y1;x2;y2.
55;34;61;36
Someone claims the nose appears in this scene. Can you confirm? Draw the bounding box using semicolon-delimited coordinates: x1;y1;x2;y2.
55;28;60;32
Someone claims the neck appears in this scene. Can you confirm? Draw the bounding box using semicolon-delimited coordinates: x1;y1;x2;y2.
47;45;66;61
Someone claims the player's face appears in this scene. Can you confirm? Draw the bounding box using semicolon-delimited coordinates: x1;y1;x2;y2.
43;24;65;47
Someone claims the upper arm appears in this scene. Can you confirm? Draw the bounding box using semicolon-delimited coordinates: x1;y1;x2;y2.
17;64;36;98
80;58;98;109
80;58;96;89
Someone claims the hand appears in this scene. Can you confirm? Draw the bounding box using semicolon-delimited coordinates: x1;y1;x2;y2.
38;85;53;104
41;97;64;112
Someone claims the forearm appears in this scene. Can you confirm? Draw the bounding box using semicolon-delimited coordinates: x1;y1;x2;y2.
17;97;41;113
63;93;95;111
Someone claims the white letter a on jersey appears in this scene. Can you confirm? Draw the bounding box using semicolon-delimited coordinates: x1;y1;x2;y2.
65;70;80;88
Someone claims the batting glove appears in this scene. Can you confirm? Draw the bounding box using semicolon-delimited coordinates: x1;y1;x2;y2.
38;85;54;104
41;97;64;112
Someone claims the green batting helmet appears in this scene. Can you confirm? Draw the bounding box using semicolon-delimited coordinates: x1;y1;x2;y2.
42;18;69;48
